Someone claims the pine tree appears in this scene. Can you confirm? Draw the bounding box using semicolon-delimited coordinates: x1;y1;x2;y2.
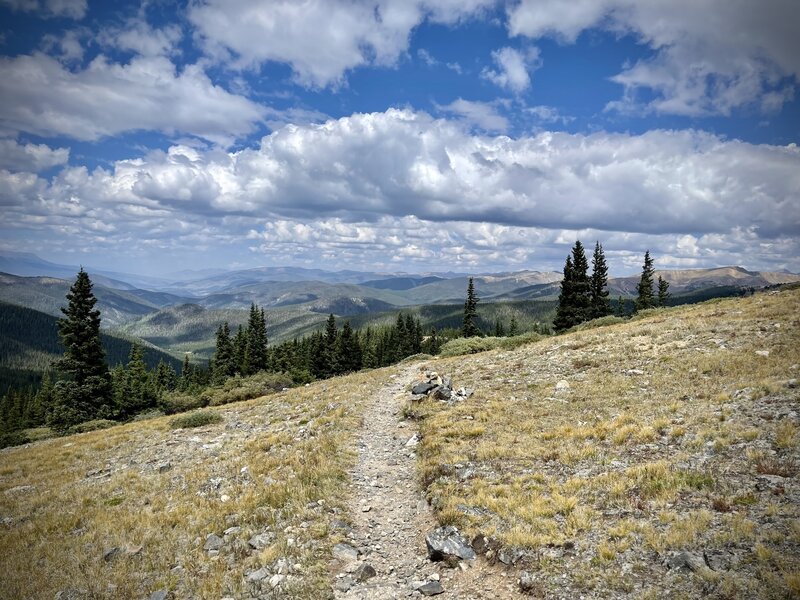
462;277;481;338
553;254;575;332
635;250;656;311
571;241;591;322
336;321;362;373
245;304;268;374
116;344;157;418
508;315;519;337
213;322;235;383
589;241;611;319
49;269;113;431
233;325;247;375
657;276;670;307
615;296;626;317
494;319;505;337
154;360;177;392
424;327;441;355
323;314;338;377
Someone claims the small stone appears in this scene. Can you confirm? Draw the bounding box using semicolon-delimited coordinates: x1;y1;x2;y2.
268;574;285;588
223;526;241;536
412;382;436;395
555;380;570;393
405;434;419;447
787;379;798;389
353;562;377;582
425;526;476;563
755;350;770;357
419;581;445;596
148;590;168;600
248;533;273;549
665;551;707;573
333;543;360;562
203;534;223;551
334;576;354;592
246;567;270;583
519;571;538;593
361;505;372;512
158;462;171;473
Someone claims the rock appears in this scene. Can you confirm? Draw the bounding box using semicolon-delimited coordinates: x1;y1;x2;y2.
497;547;526;565
471;534;490;555
148;591;168;600
519;571;538;593
203;534;224;551
246;567;271;583
443;376;452;389
353;562;377;582
555;380;570;393
412;382;436;395
665;551;707;573
425;526;476;563
223;526;241;536
333;542;360;562
330;519;352;532
55;588;85;600
405;434;420;447
787;379;798;389
419;581;445;596
158;462;171;473
755;350;770;357
431;386;452;401
248;532;273;549
268;574;285;588
334;576;354;592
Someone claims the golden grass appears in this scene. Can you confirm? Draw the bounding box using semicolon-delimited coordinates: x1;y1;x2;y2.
0;368;392;599
415;288;800;599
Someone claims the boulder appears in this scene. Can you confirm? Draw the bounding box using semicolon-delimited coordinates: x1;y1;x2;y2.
665;551;707;573
332;542;360;562
419;581;445;596
425;526;476;563
353;562;377;582
412;382;436;395
203;534;224;551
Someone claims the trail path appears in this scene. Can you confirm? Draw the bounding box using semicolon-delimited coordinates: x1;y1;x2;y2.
332;363;521;599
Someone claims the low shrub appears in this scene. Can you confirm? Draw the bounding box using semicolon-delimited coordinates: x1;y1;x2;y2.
67;419;117;435
170;410;223;429
439;332;544;357
566;315;626;333
0;430;31;449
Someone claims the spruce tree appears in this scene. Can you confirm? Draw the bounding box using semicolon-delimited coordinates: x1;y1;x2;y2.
323;314;338;376
233;325;247;375
213;322;235;383
508;315;519;337
553;254;575;332
571;240;591;322
245;304;269;374
589;241;611;319
462;277;481;338
49;269;113;431
336;321;362;373
615;296;626;317
116;344;157;418
635;250;656;311
494;319;505;337
657;276;670;307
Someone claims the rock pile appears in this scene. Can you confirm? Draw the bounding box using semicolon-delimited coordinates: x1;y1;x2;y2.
410;372;474;403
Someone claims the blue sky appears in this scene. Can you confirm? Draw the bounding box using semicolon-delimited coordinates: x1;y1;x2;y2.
0;0;798;277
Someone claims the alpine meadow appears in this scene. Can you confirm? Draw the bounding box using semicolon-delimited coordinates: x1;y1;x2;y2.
1;2;798;599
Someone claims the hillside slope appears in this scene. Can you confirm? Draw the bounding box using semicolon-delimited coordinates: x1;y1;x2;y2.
1;288;797;599
414;286;800;599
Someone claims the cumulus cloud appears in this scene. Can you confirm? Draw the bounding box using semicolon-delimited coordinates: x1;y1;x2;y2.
0;53;266;145
1;0;86;19
508;0;800;116
1;109;798;273
437;98;509;133
189;0;494;87
481;46;540;93
0;138;69;172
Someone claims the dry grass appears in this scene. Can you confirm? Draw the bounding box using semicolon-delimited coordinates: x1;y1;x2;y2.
415;287;800;599
0;368;391;599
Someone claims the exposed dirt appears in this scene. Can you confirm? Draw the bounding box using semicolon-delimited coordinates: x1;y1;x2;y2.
332;363;522;599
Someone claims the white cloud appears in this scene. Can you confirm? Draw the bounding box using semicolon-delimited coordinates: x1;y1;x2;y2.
2;110;798;271
0;53;266;145
508;0;800;116
481;46;540;93
1;0;86;19
189;0;494;88
97;20;183;58
0;138;69;172
524;105;574;124
437;99;509;133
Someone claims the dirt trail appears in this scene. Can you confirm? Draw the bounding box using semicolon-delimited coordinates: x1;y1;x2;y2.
332;363;522;599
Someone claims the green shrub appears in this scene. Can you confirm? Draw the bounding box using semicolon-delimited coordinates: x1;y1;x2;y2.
67;419;117;435
0;430;31;449
439;332;544;357
159;392;207;414
170;411;223;429
401;353;433;363
565;315;626;333
131;409;165;422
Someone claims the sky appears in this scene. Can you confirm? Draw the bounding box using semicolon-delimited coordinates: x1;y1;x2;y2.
0;0;798;277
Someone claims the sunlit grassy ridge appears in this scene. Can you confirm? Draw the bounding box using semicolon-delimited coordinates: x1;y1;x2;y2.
413;288;800;598
0;368;389;599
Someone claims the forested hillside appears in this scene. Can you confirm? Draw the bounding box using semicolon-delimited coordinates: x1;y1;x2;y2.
0;301;184;394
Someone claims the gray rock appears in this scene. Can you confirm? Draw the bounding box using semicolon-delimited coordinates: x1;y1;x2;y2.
431;385;452;400
333;542;360;562
353;562;377;582
268;574;285;588
148;591;168;600
334;576;354;592
519;571;538;593
419;581;445;596
425;526;476;563
497;547;526;565
248;532;273;549
223;526;241;536
412;382;436;395
158;462;172;473
330;519;352;532
787;379;798;389
246;567;271;583
555;380;570;393
665;551;707;573
203;533;224;551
